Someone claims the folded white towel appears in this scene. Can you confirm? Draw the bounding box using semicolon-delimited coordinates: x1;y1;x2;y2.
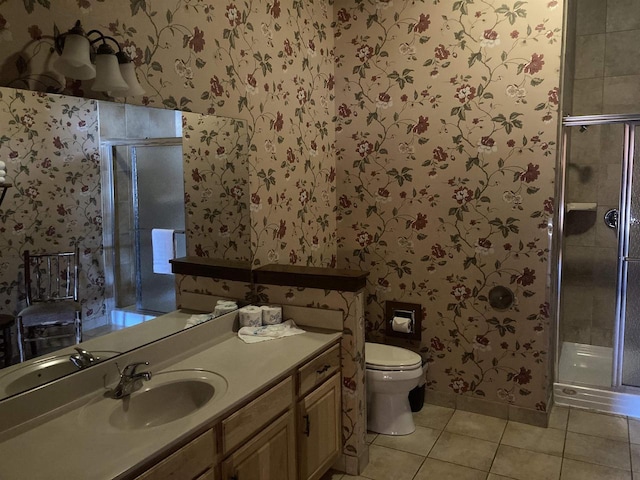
152;228;176;274
184;313;214;329
238;320;305;343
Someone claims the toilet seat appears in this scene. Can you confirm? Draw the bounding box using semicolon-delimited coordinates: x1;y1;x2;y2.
365;342;422;371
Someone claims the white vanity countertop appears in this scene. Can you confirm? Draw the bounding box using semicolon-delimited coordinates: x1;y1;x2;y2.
0;319;341;479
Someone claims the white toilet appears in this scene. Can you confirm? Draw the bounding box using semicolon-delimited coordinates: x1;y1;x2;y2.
365;342;423;435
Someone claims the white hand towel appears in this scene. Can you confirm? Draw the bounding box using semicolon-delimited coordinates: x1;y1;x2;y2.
152;228;175;274
183;313;214;329
237;320;305;343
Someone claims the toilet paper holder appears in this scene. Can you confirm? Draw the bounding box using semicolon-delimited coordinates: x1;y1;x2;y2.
385;300;422;341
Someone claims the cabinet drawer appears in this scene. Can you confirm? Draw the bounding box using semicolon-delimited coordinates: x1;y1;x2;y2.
298;344;340;396
135;429;215;480
222;376;293;454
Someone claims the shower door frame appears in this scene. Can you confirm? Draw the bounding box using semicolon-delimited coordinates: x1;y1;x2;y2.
99;137;184;319
554;113;640;415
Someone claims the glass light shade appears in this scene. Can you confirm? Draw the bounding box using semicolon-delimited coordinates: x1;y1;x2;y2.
91;53;128;92
53;34;96;80
111;63;145;97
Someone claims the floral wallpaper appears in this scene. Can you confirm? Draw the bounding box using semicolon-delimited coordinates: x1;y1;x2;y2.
335;0;562;412
0;86;106;330
182;112;251;261
0;0;337;269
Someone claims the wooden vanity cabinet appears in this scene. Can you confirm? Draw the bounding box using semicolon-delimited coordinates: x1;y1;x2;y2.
135;428;216;480
220;410;297;480
297;373;341;480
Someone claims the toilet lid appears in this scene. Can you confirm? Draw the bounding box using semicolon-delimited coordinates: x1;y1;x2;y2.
365;342;422;370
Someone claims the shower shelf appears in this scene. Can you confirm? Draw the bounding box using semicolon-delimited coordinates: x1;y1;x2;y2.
566;202;597;212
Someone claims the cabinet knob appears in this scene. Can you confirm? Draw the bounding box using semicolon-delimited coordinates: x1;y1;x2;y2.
303;414;310;437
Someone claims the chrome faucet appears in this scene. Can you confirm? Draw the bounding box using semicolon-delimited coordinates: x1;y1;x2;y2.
69;347;99;369
110;361;152;399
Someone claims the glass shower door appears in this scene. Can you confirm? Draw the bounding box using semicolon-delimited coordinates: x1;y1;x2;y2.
132;145;186;313
620;124;640;387
558;123;624;387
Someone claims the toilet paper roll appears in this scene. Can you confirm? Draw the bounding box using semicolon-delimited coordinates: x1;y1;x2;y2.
392;316;412;333
261;305;283;325
239;305;263;327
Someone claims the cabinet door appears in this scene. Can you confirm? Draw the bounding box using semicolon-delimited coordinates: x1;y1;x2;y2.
221;411;296;480
298;374;341;480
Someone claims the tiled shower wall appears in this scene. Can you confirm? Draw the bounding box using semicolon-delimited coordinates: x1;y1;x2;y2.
561;0;640;347
572;0;640;115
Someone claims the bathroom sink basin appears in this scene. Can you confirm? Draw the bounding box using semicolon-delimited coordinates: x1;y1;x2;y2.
80;369;227;431
0;351;121;397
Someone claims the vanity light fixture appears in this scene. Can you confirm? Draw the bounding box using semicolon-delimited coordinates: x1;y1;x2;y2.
54;20;145;97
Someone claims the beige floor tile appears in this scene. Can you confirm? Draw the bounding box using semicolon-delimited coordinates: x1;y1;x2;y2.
429;430;498;472
360;444;425;480
501;421;566;456
568;409;629;442
413;403;454;430
561;458;632;480
488;475;517;480
629;418;640;444
414;458;486;480
490;445;562;480
564;431;631;470
445;410;507;443
548;406;569;430
631;444;640;473
373;425;440;456
366;431;378;444
340;476;371;480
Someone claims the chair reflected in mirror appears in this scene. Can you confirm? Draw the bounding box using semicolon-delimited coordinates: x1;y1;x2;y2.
16;248;82;362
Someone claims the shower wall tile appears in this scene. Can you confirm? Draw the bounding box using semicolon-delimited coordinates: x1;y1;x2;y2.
600;124;625;164
566;164;600;202
603;75;640;113
597;164;624;205
592;286;617;329
573;78;604;114
563;246;596;280
605;30;640;77
606;0;640;32
591;327;614;347
574;34;606;79
562;285;595;323
99;101;126;138
576;0;607;35
569;125;603;164
563;325;592;344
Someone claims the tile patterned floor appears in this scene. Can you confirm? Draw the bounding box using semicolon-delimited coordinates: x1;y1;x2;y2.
323;405;640;480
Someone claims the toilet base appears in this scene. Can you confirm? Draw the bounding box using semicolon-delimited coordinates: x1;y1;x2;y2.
368;391;415;435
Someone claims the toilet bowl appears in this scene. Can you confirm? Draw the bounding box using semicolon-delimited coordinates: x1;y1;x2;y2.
366;342;422;435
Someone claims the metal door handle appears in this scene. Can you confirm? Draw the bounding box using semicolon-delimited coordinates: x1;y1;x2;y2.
303;414;310;437
604;208;618;229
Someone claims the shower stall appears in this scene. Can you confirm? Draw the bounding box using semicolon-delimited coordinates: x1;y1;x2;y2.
100;139;186;327
555;116;640;415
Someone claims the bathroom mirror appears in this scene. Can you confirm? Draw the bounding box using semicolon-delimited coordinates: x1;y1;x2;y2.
0;86;250;401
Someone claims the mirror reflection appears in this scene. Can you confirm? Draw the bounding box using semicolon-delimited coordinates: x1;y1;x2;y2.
0;86;249;400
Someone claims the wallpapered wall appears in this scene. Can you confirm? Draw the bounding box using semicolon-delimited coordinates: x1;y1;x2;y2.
0;0;337;269
334;0;562;411
0;87;106;329
182;112;251;261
